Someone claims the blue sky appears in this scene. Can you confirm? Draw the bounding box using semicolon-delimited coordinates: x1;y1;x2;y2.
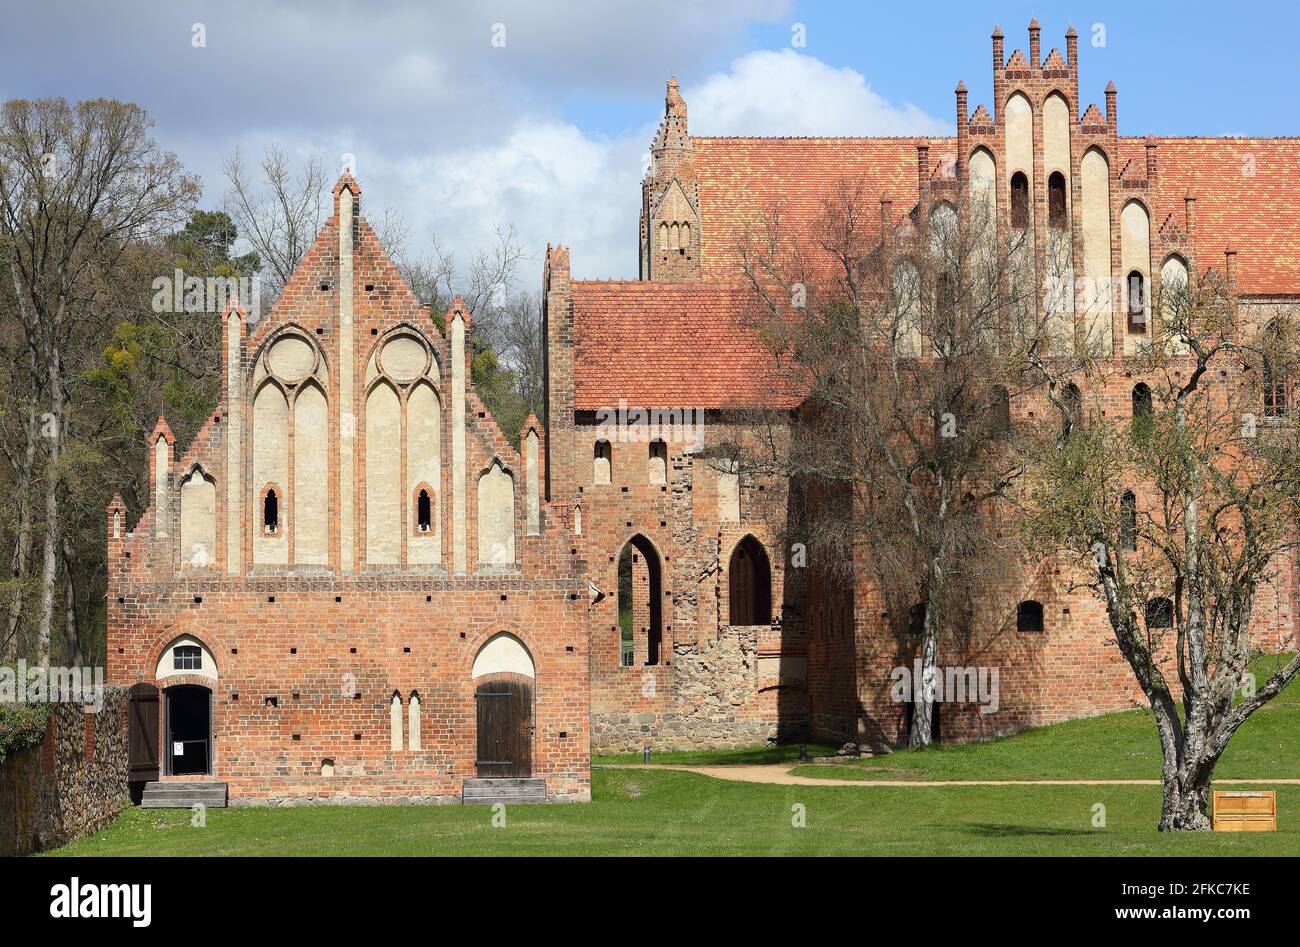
2;1;1296;282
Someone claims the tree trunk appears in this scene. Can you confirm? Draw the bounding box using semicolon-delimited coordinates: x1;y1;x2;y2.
60;535;82;666
36;342;64;668
1161;770;1213;831
909;574;941;749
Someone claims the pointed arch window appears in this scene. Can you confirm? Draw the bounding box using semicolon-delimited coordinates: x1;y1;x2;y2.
1047;172;1067;228
1145;597;1174;629
262;488;279;534
594;439;612;484
416;489;432;532
1127;271;1148;333
1120;490;1138;552
728;536;772;626
1010;172;1030;229
1264;320;1288;418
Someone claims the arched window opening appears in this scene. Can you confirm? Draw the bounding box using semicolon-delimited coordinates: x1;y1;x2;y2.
617;535;663;666
416;489;432;532
574;505;583;536
991;385;1011;436
1120;490;1138;552
728;536;772;626
1047;172;1067;228
593;439;612;484
1145;597;1174;629
1010;172;1030;229
1127;271;1147;334
1016;600;1045;633
262;489;279;533
1264;321;1288;418
1131;383;1152;420
908;602;926;638
1063;383;1083;435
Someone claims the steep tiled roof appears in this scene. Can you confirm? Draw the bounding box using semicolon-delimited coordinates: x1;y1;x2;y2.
692;136;953;281
571;281;804;409
688;134;1300;296
1117;137;1300;296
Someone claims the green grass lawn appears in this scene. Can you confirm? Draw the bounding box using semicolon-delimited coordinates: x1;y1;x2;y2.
46;655;1300;856
48;767;1300;856
593;742;843;767
790;653;1300;783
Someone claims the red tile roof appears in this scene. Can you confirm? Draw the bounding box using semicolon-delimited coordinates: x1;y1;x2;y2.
690;135;1300;296
571;281;804;410
692;137;952;282
1117;137;1300;296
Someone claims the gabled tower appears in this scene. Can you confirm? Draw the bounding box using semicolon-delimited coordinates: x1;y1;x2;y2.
640;76;701;281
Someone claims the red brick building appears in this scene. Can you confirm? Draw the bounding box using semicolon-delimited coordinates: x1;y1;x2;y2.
108;22;1300;803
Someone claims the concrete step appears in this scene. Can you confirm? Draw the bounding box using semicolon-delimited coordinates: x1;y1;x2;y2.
140;781;228;808
462;778;547;805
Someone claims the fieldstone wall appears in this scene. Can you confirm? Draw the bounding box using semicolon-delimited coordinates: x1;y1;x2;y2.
0;687;129;856
590;626;809;752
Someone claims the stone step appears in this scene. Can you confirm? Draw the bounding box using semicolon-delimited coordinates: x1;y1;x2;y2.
462;778;547;805
139;781;228;808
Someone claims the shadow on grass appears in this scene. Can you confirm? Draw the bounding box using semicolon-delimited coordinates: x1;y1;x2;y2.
960;823;1095;838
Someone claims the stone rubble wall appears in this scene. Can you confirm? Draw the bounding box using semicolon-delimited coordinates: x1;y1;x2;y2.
0;687;129;856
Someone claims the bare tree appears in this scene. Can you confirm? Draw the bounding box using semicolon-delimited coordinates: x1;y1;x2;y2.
0;97;199;665
221;145;326;305
735;175;1053;747
1026;274;1300;830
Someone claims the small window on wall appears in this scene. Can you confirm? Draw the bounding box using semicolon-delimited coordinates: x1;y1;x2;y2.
1010;172;1030;229
262;488;279;533
1016;600;1044;633
1047;172;1067;228
416;489;432;533
1145;597;1174;629
173;645;202;671
593;439;612;484
1127;271;1147;333
1263;321;1288;418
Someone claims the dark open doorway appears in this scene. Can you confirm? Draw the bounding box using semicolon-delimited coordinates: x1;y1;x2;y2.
166;685;211;776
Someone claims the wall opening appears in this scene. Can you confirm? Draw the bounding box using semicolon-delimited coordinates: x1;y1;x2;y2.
262;488;279;533
1010;172;1030;229
1016;600;1045;633
416;489;432;532
617;534;663;666
728;535;772;626
1047;171;1067;228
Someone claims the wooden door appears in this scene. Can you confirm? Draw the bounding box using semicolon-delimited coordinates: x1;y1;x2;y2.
128;683;160;782
475;680;532;778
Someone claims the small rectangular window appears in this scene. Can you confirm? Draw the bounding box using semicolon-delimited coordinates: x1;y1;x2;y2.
173;645;201;671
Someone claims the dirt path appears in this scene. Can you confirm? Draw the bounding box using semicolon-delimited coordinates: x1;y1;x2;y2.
596;763;1300;788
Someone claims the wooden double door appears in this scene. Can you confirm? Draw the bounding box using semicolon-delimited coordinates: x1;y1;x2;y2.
475;679;533;777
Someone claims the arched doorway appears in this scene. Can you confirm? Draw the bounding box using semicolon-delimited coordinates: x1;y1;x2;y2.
165;685;212;776
472;633;535;778
617;534;663;665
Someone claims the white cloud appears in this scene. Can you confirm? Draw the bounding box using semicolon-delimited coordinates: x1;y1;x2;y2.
686;49;949;137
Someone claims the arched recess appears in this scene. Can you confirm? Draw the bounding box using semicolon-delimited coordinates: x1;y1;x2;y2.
477;460;516;568
252;380;289;565
617;534;664;666
408;380;441;563
365;380;402;565
728;535;772;626
1005;92;1034;223
1160;254;1190;354
472;632;536;679
968;148;998;294
892;260;923;356
179;465;217;570
293;381;329;565
1121;200;1152;349
593;438;612;484
1079;147;1112;347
